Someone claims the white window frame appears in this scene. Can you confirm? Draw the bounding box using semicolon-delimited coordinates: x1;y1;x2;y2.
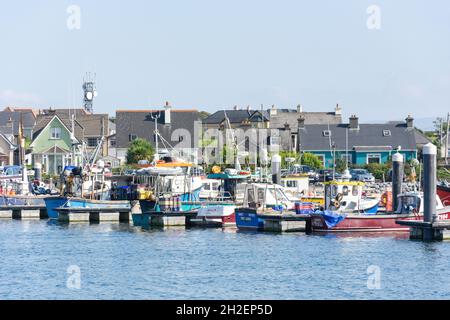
50;127;61;140
366;153;381;164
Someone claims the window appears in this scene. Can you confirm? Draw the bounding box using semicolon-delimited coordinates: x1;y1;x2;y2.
129;134;137;142
367;153;381;164
341;154;352;164
179;135;184;142
50;127;61;139
270;136;280;146
323;130;331;137
316;154;325;166
110;140;116;147
87;137;99;147
383;130;391;137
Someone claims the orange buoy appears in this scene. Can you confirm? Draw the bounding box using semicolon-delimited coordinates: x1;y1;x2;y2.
381;191;393;212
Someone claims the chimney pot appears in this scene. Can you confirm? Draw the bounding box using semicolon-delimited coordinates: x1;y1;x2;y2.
406;115;414;128
349;114;359;129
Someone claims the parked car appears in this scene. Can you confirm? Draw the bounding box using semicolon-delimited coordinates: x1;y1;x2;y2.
289;164;319;182
317;169;340;182
350;169;375;183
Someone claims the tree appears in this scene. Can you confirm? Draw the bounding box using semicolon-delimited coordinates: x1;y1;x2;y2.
301;153;323;170
126;138;155;164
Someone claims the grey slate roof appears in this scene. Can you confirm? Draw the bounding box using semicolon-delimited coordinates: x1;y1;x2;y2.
40;108;109;137
297;123;418;151
116;109;200;149
203;109;270;125
270;110;342;129
33;115;84;141
0;108;36;135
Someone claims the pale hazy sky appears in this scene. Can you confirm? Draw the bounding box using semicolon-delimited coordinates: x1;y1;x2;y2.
0;0;449;122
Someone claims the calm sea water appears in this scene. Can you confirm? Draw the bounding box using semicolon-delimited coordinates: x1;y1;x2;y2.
1;220;450;300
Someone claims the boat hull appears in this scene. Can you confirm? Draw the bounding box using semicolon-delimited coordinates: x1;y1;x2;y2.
310;210;450;232
192;204;236;227
44;197;130;219
437;184;450;206
235;208;264;231
139;187;202;214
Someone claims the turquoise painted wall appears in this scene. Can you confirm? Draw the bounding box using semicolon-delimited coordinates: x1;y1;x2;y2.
305;150;416;168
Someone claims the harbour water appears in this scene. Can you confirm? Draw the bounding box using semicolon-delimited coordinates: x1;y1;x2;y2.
2;220;450;300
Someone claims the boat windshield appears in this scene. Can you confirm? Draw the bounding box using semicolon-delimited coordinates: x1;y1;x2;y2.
399;196;421;213
268;187;289;202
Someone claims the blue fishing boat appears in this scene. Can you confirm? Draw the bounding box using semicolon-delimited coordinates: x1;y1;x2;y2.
45;196;130;219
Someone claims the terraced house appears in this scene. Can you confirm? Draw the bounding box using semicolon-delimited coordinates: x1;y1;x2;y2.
115;102;200;164
295;115;429;168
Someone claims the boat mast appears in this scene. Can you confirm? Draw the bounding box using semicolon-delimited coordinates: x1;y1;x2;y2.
151;112;161;161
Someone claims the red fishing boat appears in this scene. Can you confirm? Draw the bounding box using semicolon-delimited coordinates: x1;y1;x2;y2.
437;183;450;207
311;193;450;232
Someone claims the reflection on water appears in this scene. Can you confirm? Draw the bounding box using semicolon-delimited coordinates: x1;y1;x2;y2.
1;220;450;300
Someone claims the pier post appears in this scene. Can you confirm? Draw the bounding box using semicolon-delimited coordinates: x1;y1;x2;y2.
392;152;404;212
271;154;281;185
423;143;437;224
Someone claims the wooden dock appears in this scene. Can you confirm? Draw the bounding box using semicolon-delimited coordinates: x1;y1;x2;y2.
0;205;48;220
258;213;312;233
133;211;198;228
55;207;132;223
396;220;450;241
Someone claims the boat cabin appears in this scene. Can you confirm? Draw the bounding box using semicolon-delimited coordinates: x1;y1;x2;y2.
396;192;445;214
324;181;379;213
242;183;294;210
280;174;309;200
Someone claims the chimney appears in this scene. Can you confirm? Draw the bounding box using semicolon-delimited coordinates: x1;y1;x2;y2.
349;114;359;129
297;115;305;129
164;101;171;125
297;104;303;114
270;104;277;116
335;103;342;115
405;115;414;128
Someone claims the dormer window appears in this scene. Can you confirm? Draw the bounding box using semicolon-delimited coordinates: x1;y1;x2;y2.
383;130;391;137
323;130;331;137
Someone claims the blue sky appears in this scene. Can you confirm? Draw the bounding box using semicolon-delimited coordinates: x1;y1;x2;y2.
0;0;449;122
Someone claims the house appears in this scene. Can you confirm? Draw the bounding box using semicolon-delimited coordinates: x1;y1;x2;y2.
39;108;112;157
29;115;84;175
0;107;37;140
0;132;17;166
296;115;421;168
115;102;200;163
203;104;343;152
203;106;270;130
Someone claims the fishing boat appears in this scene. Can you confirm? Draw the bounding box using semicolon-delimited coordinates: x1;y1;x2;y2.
437;182;450;206
45;163;129;219
191;169;251;227
235;182;295;231
135;158;203;214
323;181;380;214
310;192;450;232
